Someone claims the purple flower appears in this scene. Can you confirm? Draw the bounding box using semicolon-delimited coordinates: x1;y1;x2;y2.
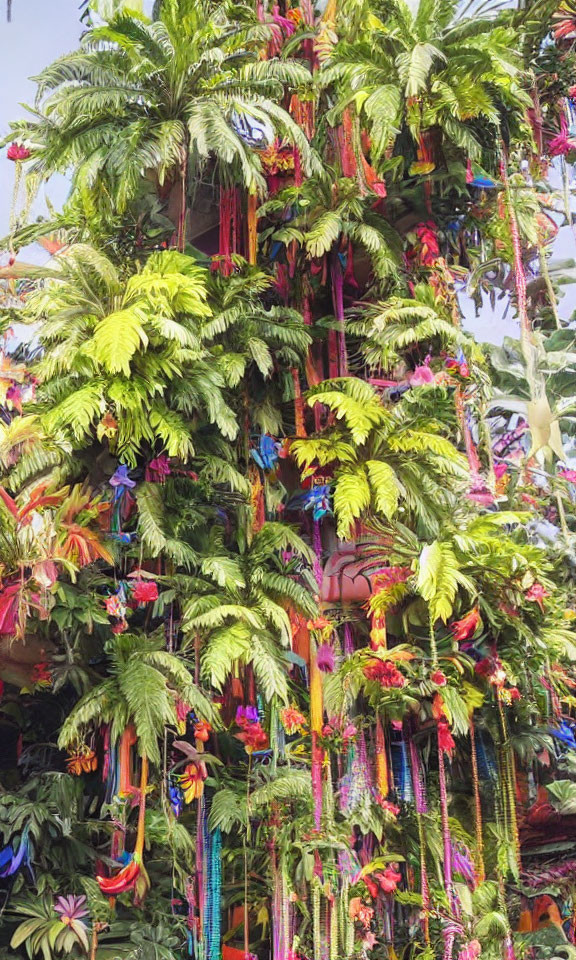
109;464;136;489
236;705;259;726
316;643;335;673
54;895;88;921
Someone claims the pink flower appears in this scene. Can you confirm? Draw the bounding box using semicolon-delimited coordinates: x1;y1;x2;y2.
349;897;374;929
7;142;31;161
342;723;357;742
54;894;88;924
236;721;268;753
362;932;378;951
377;798;400;817
458;941;481;960
525;582;549;611
410;364;435;387
494;462;508;479
559;468;576;483
132;580;159;604
430;669;447;686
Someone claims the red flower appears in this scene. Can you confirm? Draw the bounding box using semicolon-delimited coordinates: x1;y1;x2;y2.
132;581;159;604
437;719;455;756
30;661;52;687
364;876;379;898
377;798;400;817
525;582;549;611
430;669;447;686
376;865;402;893
307;616;332;632
363;659;406;688
7;142;31;161
236;721;268;753
475;657;506;687
145;454;171;483
111;618;129;634
450;609;480;642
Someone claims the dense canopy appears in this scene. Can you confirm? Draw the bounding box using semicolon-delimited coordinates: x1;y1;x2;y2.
3;0;576;959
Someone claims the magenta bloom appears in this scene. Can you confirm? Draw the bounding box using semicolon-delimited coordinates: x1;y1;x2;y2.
410;365;435;387
316;643;335;673
145;454;172;483
236;705;259;727
7;142;31;161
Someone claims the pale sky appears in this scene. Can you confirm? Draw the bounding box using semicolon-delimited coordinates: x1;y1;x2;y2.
1;1;575;342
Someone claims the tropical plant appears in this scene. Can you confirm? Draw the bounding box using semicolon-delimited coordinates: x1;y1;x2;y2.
58;631;217;762
23;245;238;467
321;0;531;166
180;521;317;699
292;377;467;537
7;0;317;219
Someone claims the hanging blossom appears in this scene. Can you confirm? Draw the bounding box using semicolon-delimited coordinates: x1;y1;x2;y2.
179;761;207;803
235;705;268;752
145;454;171;483
437;719;456;756
475;656;507;688
236;722;268;753
316;642;335;673
364;865;402;897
